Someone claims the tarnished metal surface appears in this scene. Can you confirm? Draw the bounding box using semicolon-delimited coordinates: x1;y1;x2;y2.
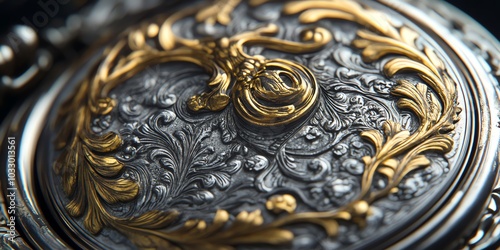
0;0;499;249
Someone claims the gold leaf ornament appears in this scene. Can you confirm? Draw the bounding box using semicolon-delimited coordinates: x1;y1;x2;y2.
53;0;461;248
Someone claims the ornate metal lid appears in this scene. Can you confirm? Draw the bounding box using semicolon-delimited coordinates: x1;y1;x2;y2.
1;0;499;249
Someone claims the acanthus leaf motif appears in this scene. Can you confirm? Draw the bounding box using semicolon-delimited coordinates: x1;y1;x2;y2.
53;0;460;248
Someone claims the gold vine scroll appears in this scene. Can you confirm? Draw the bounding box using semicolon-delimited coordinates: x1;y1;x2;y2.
53;0;461;249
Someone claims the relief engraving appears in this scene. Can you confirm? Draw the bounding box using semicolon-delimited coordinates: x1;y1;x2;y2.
52;0;461;248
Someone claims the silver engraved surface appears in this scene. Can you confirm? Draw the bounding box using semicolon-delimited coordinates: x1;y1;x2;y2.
394;0;500;249
382;0;500;249
0;0;498;249
40;1;472;249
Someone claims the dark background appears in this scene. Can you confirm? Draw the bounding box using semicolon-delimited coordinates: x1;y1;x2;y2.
0;1;498;33
448;0;500;38
0;0;499;121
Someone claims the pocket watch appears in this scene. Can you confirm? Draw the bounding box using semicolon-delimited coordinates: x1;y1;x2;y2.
0;0;499;249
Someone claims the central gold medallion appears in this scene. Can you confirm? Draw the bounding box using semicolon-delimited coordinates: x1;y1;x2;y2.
182;23;330;126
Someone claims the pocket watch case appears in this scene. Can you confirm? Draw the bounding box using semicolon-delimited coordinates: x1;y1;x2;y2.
0;0;499;249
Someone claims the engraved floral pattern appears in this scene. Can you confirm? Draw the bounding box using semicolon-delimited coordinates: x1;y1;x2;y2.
122;112;242;208
51;0;460;249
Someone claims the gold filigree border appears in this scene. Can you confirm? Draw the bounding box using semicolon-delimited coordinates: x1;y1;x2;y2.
54;0;461;249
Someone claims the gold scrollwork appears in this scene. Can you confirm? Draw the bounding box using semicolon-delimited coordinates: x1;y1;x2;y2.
54;0;461;249
182;23;330;126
